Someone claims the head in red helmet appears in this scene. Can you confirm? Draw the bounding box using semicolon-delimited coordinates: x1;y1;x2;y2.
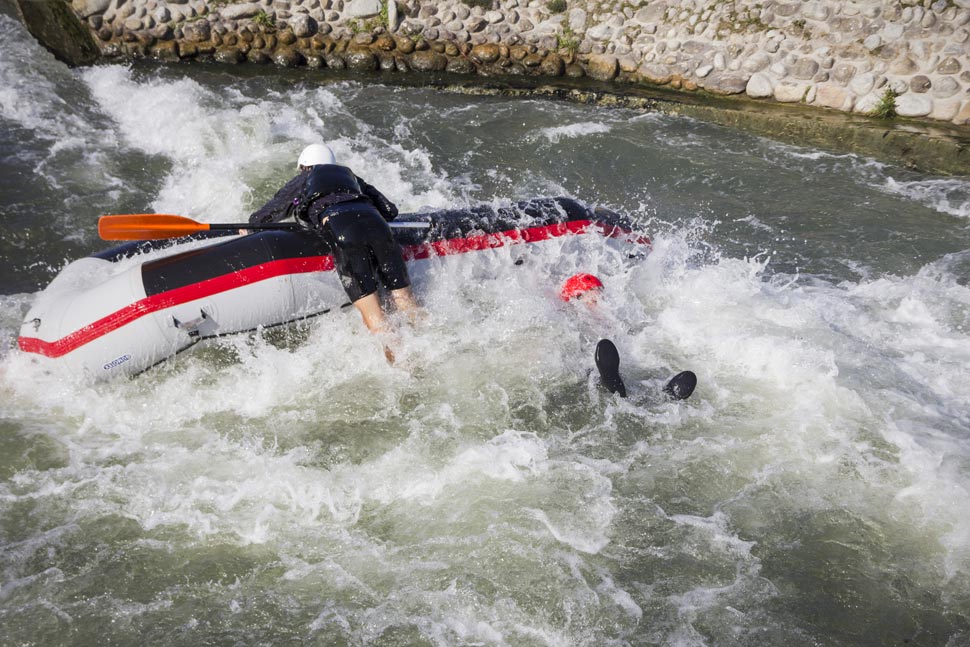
560;273;604;302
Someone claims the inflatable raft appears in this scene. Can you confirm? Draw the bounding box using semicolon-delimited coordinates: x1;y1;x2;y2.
18;198;646;379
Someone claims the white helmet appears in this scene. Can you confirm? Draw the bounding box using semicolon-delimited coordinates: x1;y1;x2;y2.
297;143;336;169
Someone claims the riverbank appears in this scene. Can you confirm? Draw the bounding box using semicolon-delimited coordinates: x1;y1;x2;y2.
12;0;970;174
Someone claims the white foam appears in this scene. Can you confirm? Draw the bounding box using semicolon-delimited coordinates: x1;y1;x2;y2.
880;177;970;218
536;121;612;143
80;67;461;221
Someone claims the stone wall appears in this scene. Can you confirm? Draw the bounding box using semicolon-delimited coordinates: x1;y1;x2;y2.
69;0;970;126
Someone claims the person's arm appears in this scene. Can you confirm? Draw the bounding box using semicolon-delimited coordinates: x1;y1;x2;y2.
356;175;398;221
248;174;306;224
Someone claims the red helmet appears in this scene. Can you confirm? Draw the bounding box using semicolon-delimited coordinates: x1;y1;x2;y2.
560;273;604;301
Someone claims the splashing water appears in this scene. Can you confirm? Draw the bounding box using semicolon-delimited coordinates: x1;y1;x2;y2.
2;12;970;646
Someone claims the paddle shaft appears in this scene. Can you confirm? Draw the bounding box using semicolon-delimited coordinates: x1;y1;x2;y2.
98;214;430;240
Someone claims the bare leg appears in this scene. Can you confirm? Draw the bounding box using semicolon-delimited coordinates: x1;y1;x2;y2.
390;286;421;323
352;293;396;363
353;292;387;333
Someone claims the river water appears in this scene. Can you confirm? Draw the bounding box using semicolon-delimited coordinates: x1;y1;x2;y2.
3;9;970;647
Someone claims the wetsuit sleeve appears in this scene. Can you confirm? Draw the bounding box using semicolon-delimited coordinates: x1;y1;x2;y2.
248;174;306;224
356;175;399;221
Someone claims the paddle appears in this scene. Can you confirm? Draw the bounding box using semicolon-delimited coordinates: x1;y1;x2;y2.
98;214;431;241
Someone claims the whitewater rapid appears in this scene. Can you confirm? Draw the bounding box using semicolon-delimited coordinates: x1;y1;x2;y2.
2;11;970;645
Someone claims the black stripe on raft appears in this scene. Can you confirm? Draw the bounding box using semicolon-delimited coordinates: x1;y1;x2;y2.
141;229;332;297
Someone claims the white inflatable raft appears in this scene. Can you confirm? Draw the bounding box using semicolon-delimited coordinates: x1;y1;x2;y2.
18;198;646;379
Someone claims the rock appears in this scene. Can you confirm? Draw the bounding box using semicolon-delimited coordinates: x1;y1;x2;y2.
953;101;970;125
466;17;487;33
274;48;303;67
246;49;270;65
373;34;395;50
568;8;587;32
220;3;261;20
933;76;961;98
891;57;919;75
409;50;448;71
539;53;565;76
742;52;770;73
863;34;881;50
116;3;134;20
883;23;904;40
681;40;709;56
73;0;111;17
325;54;345;69
617;55;638;73
638;63;672;84
832;63;855;84
853;91;881;113
587;23;613;41
182;20;210;42
401;20;422;36
803;2;829;20
565;63;585;78
214;46;244;63
814;85;853;110
446;57;475;74
938;57;962;74
696;63;713;78
792;58;819;79
930;98;962;121
470;43;501;64
124;16;144;31
910;75;932;93
290;14;317;37
774;2;799;17
746;72;774;98
895;93;933;117
586;54;618;80
152;23;173;40
485;10;503;24
774;81;809;103
700;74;748;95
151;40;179;61
849;72;875;95
345;0;381;18
344;48;376;70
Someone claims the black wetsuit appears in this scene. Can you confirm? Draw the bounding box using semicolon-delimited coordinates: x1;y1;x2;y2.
249;165;410;303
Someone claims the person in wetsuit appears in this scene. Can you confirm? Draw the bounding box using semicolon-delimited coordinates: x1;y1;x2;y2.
249;144;419;359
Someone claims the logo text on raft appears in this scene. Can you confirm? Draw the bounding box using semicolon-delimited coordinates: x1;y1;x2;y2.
103;354;131;370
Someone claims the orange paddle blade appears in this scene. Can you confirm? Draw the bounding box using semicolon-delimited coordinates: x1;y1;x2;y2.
98;214;211;240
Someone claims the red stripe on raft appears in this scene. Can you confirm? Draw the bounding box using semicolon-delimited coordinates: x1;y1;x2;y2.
19;221;646;359
400;219;644;260
18;255;335;359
